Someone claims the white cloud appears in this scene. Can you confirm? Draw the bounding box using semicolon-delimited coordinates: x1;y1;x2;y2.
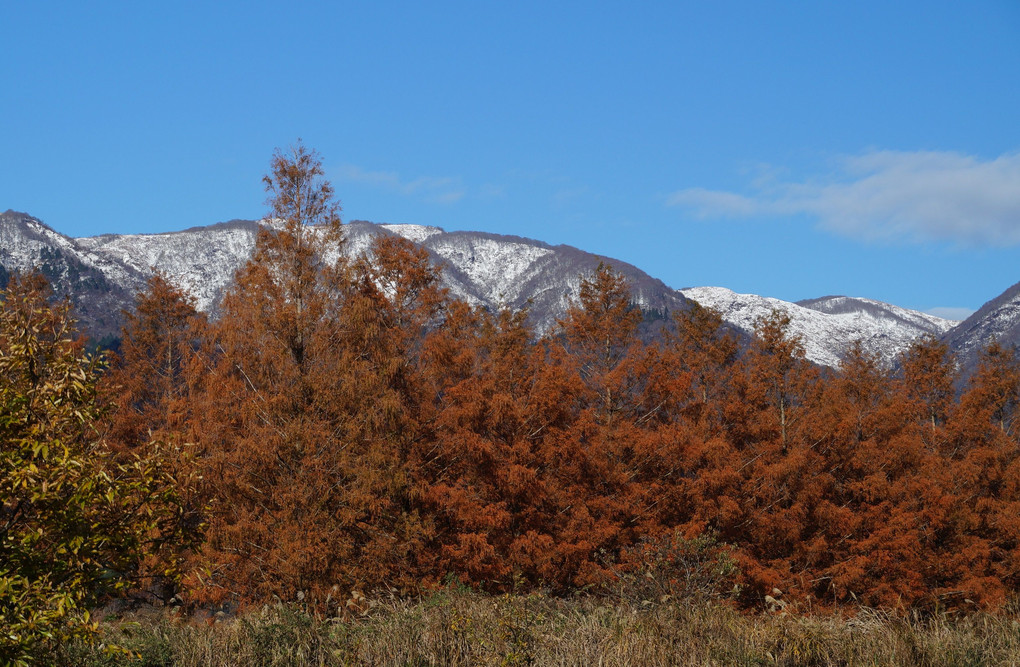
335;165;402;189
335;164;468;205
667;188;759;217
668;150;1020;246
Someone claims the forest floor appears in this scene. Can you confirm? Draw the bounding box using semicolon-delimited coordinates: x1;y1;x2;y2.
61;589;1020;666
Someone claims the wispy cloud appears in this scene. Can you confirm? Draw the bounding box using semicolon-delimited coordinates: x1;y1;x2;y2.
427;190;466;204
335;165;469;205
552;186;591;208
478;183;507;199
668;150;1020;246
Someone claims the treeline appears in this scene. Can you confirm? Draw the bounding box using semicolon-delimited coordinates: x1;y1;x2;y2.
4;147;1020;659
105;146;1020;612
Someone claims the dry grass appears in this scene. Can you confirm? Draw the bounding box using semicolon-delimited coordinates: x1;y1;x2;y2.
61;591;1020;666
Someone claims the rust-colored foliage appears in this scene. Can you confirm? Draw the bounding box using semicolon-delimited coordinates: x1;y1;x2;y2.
900;335;956;454
102;273;208;599
90;144;1020;615
420;305;567;588
946;342;1020;604
192;144;438;608
543;264;666;588
105;273;208;455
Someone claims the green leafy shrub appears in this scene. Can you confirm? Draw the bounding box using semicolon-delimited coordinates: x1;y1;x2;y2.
0;274;189;665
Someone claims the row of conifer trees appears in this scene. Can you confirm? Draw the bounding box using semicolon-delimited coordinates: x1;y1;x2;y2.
85;145;1020;614
7;146;1020;638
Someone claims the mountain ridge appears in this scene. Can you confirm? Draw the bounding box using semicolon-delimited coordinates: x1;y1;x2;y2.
680;286;958;368
2;209;1015;374
941;279;1020;376
0;211;692;340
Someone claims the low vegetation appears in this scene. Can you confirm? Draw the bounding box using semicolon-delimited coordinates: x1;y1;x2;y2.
61;591;1020;666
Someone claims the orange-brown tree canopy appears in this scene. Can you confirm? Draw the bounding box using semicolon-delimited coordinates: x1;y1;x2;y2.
75;143;1020;615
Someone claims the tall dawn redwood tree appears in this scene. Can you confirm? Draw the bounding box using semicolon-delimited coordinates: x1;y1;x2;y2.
255;141;345;370
546;264;653;587
197;143;346;604
195;144;431;608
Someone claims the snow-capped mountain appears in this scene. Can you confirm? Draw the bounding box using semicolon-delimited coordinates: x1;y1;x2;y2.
680;286;958;368
75;220;261;313
942;280;1020;377
0;210;145;338
5;209;998;371
0;211;689;339
377;223;686;333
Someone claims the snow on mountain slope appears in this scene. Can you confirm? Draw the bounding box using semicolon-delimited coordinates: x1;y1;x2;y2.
0;210;967;364
359;224;688;333
681;286;958;368
418;231;689;333
798;295;956;334
0;210;143;337
77;221;261;312
422;234;555;305
0;210;82;273
0;210;140;286
5;209;968;367
379;223;443;245
1;212;689;339
942;280;1020;377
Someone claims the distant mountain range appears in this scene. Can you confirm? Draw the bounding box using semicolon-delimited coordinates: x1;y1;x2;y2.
680;287;957;368
2;209;1018;376
0;210;690;340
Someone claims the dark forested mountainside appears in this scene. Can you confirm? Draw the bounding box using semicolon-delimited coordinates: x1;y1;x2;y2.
0;210;139;339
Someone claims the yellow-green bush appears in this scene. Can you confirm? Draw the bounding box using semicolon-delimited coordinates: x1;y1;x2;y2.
0;274;189;665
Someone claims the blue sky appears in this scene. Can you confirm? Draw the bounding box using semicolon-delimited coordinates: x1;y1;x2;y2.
2;2;1019;317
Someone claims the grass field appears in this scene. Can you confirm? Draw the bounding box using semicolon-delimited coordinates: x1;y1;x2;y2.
60;590;1020;666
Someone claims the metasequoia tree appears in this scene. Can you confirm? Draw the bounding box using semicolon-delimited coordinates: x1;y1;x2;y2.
740;309;812;451
944;342;1020;603
665;303;738;424
101;273;208;600
877;335;975;606
105;273;207;455
899;335;956;454
360;233;450;445
650;304;741;540
542;264;667;587
954;342;1020;446
719;309;822;602
558;263;643;424
788;342;928;607
195;144;433;607
420;304;573;588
